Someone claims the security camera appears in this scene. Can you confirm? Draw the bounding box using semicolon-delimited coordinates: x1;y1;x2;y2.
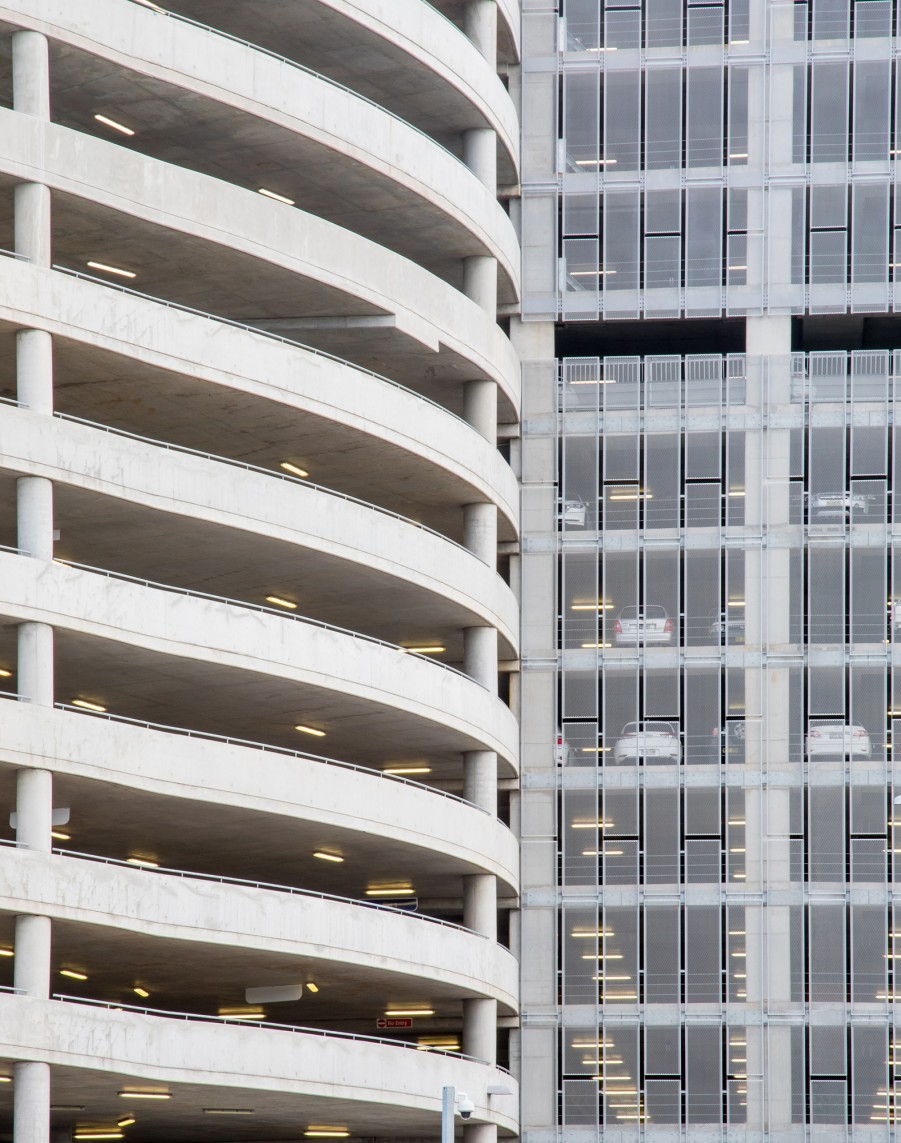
456;1093;475;1120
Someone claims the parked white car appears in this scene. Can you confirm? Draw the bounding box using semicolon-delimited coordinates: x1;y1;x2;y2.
613;605;674;646
808;491;871;519
613;721;681;764
889;599;901;636
806;723;871;758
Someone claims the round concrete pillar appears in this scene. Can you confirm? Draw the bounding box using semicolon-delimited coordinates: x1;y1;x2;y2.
463;872;497;939
464;749;497;813
463;0;497;64
17;477;53;561
17;329;53;414
17;622;54;709
464;625;497;691
463;379;497;442
462;255;497;314
14;915;51;998
13;1061;50;1143
462;129;497;196
15;768;52;853
12;30;50;119
462;995;497;1063
14;182;51;267
463;502;497;567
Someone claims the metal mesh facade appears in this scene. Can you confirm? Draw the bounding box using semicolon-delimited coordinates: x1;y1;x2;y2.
553;350;901;1133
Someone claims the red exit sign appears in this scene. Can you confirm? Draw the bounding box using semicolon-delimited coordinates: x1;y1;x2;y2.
377;1017;413;1029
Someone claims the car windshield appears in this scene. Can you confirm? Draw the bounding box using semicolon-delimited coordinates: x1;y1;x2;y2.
619;605;667;619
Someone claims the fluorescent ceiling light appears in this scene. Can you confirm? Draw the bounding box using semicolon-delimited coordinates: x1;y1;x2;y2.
365;885;414;896
86;261;136;280
400;645;445;655
72;699;107;712
312;851;344;863
217;1007;264;1020
118;1092;171;1100
126;857;159;868
383;766;431;775
75;1134;123;1140
295;724;326;737
305;982;319;993
384;1008;434;1017
280;461;308;478
51;831;71;841
133;987;150;999
60;969;88;981
258;188;295;206
51;1106;85;1111
116;1118;136;1128
266;595;297;610
203;1109;255;1116
0;667;12;677
304;1131;349;1139
0;948;13;957
94;113;135;137
0;1076;11;1083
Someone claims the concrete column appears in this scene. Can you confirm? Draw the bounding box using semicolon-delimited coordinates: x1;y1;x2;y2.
14;183;51;268
15;768;52;853
13;915;51;998
17;329;53;414
464;0;497;63
463;128;497;196
12;30;50;119
17;623;53;708
13;1061;50;1143
463;996;497;1062
462;255;498;315
463;379;497;442
464;626;497;691
464;873;497;939
12;31;52;269
464;502;497;567
17;477;53;560
464;749;497;813
744;315;793;1134
464;1126;497;1143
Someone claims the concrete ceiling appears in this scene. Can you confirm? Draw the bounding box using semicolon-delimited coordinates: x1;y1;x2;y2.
161;0;517;181
29;37;518;304
0;760;515;903
0;472;491;661
0;1059;489;1142
0;618;518;780
0;177;511;401
0;322;517;541
0;912;477;1032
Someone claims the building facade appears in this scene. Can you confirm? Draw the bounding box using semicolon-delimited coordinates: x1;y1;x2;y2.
0;3;522;1143
520;0;901;1138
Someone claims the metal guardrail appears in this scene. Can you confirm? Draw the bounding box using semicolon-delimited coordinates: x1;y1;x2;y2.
52;410;471;556
124;0;462;166
52;993;511;1070
0;837;475;933
0;694;482;813
50;555;477;685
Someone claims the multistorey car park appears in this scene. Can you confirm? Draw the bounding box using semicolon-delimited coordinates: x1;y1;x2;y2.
0;3;522;1143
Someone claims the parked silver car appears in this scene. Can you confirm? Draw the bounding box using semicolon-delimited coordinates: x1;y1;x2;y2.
808;491;871;519
614;605;674;646
613;721;681;764
806;723;871;758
